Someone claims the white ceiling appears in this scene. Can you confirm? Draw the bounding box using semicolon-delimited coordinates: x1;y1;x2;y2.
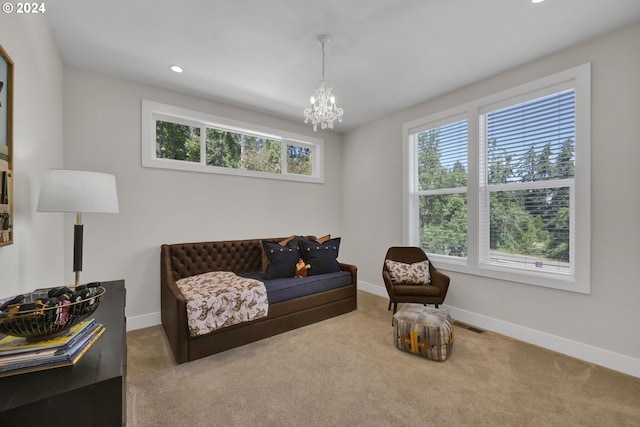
44;0;640;133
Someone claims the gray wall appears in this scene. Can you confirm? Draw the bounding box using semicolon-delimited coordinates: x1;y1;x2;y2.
62;67;345;328
341;22;640;374
2;12;639;377
0;14;64;296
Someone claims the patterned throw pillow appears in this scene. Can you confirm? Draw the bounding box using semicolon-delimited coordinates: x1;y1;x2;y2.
385;259;431;285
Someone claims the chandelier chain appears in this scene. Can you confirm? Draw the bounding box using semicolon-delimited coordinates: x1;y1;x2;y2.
321;41;326;81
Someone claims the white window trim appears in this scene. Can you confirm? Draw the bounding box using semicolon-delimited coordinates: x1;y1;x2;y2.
141;100;325;184
403;64;591;294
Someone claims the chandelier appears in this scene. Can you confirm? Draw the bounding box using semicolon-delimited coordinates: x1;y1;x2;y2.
303;35;344;131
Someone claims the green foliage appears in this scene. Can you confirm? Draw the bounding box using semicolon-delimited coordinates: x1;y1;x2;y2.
156;121;200;162
157;121;311;175
240;136;281;173
488;139;513;184
490;192;551;256
206;129;281;172
418;123;574;263
206;128;240;168
418;130;467;190
420;194;468;257
418;128;468;257
287;145;312;176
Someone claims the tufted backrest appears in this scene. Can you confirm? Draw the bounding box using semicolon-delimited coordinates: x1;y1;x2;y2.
162;238;285;281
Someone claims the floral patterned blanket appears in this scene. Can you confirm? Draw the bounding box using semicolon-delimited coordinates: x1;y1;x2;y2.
176;271;268;337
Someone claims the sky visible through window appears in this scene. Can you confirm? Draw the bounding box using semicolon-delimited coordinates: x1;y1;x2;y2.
417;89;576;271
423;90;575;179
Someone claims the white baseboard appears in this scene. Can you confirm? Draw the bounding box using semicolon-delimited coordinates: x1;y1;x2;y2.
358;280;388;298
358;280;640;378
127;311;161;332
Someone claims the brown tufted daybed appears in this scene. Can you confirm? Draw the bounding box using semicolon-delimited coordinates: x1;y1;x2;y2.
161;237;357;364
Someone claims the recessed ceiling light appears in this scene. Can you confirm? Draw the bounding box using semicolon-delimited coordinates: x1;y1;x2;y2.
170;64;183;73
531;0;544;3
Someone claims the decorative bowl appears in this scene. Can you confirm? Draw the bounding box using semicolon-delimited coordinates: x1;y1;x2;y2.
0;283;105;341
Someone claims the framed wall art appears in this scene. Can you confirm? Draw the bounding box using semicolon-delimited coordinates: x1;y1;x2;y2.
0;43;13;246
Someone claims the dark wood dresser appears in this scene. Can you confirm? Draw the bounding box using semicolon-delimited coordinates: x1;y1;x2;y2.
0;280;127;426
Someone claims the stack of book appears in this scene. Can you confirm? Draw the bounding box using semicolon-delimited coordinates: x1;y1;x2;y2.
0;318;105;378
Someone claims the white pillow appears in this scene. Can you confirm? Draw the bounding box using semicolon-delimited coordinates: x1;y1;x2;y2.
385;259;431;285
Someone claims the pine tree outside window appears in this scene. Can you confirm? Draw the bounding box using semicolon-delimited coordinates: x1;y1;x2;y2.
480;89;575;275
404;64;591;293
142;101;324;184
410;119;468;259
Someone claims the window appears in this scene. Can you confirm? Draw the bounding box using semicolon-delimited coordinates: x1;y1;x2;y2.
410;118;468;258
481;90;575;274
404;64;591;293
142;101;324;183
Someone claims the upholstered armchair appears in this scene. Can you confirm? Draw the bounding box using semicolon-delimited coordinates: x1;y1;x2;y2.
382;246;450;316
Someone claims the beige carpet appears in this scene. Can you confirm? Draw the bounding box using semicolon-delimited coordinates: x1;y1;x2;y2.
126;291;640;426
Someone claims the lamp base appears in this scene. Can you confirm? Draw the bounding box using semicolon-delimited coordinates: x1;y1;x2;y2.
73;222;83;287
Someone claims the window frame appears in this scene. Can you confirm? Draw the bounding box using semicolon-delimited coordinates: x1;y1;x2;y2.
142;100;325;184
403;64;591;293
407;113;470;262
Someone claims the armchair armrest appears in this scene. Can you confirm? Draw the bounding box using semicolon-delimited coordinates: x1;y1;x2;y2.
382;269;395;297
430;269;450;297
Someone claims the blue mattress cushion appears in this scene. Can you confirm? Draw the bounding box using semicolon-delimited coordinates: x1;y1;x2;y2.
240;270;352;304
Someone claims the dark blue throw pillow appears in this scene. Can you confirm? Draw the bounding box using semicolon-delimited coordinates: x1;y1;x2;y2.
262;239;301;279
299;237;341;276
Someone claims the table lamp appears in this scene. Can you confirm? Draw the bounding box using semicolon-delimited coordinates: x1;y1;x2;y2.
37;169;119;286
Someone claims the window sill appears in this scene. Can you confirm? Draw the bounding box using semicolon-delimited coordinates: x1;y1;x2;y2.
428;255;590;294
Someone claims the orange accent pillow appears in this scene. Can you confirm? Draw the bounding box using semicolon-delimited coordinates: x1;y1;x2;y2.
316;234;331;244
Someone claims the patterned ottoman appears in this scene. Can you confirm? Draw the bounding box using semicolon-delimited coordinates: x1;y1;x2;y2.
393;304;454;361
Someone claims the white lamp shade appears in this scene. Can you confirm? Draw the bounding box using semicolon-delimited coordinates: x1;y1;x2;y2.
37;169;119;214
